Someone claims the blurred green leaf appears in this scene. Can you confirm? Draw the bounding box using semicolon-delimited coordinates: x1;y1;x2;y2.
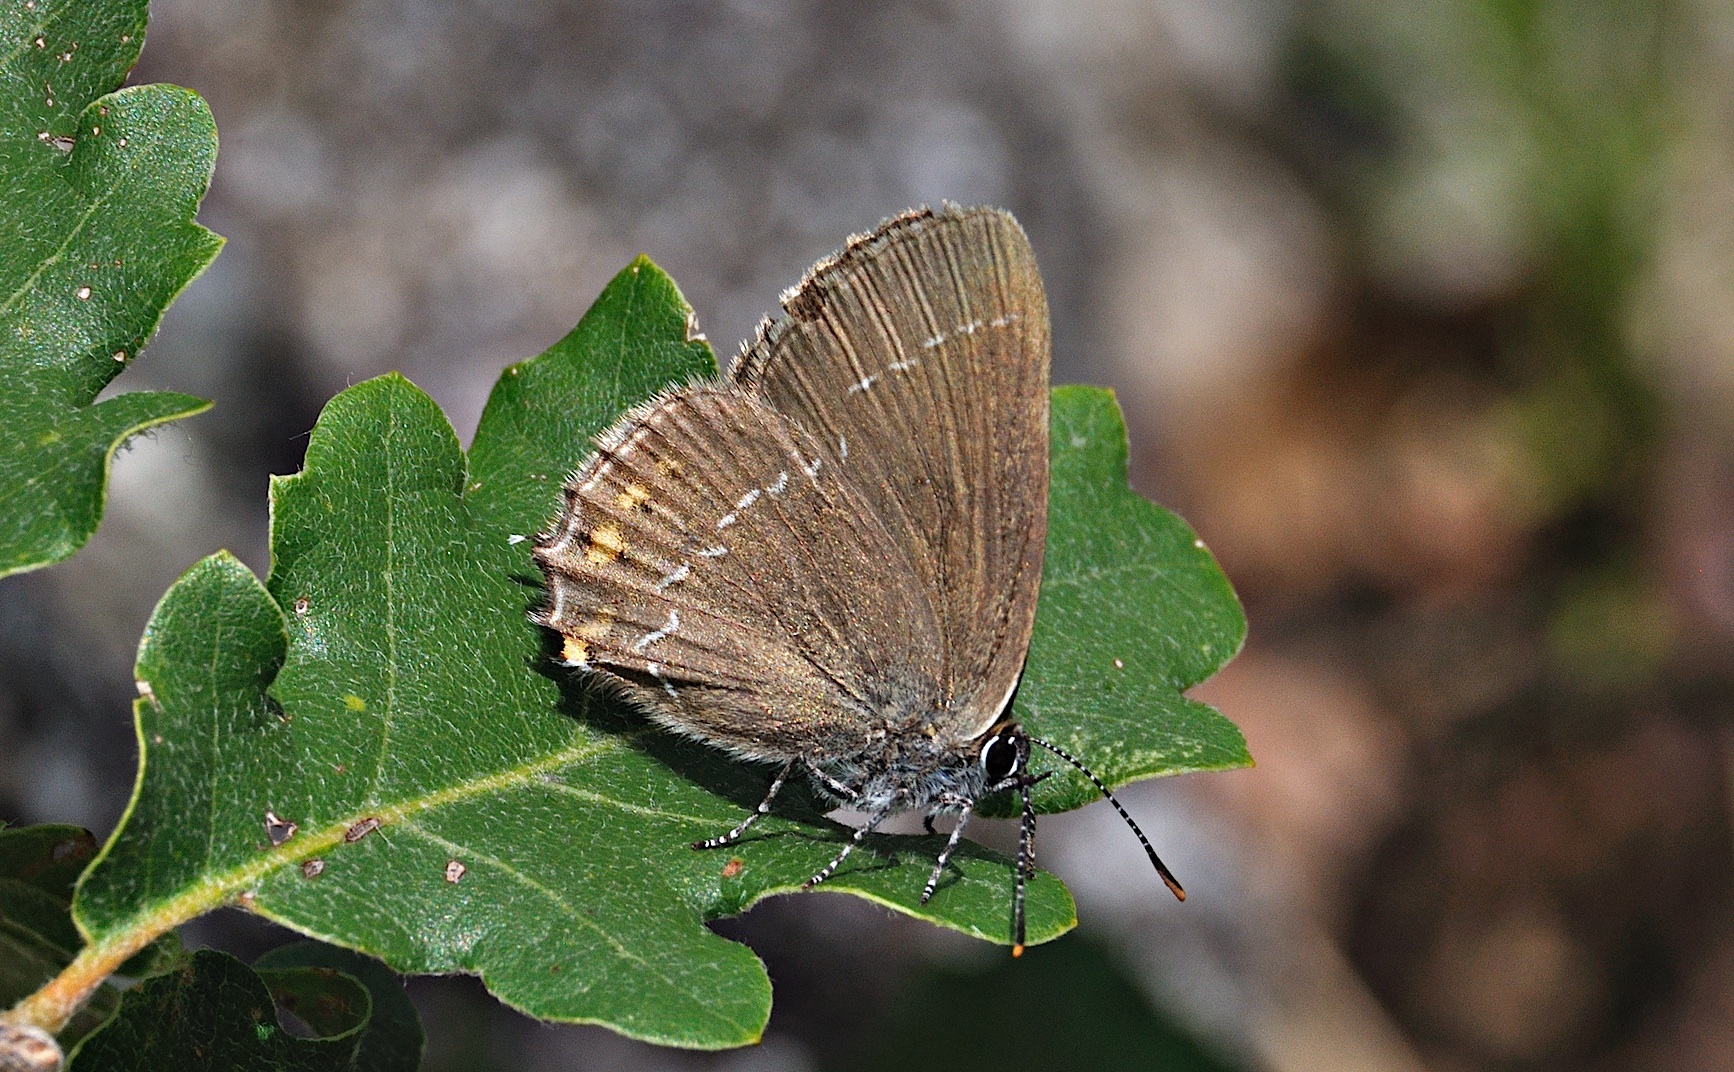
0;829;91;961
1;826;106;1038
255;944;424;1072
1288;0;1669;540
65;949;407;1072
836;936;1247;1072
0;0;222;578
0;825;173;1045
0;825;97;902
1547;563;1674;692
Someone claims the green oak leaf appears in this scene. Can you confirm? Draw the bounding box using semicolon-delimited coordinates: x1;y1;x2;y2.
71;254;1244;1049
65;948;413;1072
0;0;222;578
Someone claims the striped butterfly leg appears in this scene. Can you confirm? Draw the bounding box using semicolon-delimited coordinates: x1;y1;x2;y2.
802;797;898;891
1013;776;1038;956
919;796;976;905
1010;769;1053;956
692;754;866;852
801;759;866;806
691;757;798;850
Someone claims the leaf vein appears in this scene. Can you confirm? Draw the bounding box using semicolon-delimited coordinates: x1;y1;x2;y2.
393;819;755;1035
1;90;175;318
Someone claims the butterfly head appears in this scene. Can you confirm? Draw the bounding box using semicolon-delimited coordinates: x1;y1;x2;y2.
976;721;1029;794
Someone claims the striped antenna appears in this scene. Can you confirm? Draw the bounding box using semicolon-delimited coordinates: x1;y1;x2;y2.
1028;735;1186;902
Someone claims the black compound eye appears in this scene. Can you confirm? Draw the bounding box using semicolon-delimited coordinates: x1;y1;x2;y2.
980;733;1021;783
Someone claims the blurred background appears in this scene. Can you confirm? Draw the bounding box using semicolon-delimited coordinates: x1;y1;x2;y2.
4;1;1733;1069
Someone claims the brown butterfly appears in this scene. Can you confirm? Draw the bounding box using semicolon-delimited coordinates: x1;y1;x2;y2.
533;205;1180;953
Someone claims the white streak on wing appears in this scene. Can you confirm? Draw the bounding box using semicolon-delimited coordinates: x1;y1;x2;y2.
803;456;822;478
697;545;729;558
767;471;789;495
736;488;761;511
838;436;848;462
645;662;678;698
717;512;738;530
655;563;691;591
922;333;946;349
544;512;584;555
633;609;681;652
847;373;879;394
886;359;919;373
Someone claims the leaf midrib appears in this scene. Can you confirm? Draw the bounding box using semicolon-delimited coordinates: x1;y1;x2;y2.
82;728;714;944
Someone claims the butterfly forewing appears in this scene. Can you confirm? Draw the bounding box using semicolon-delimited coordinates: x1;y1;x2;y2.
733;206;1051;739
534;385;944;760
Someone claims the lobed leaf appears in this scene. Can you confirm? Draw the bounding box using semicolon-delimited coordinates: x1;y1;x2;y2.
0;0;222;578
73;253;1244;1049
75;261;1073;1049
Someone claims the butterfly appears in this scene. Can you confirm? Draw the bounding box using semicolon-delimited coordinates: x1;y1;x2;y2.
533;205;1179;953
